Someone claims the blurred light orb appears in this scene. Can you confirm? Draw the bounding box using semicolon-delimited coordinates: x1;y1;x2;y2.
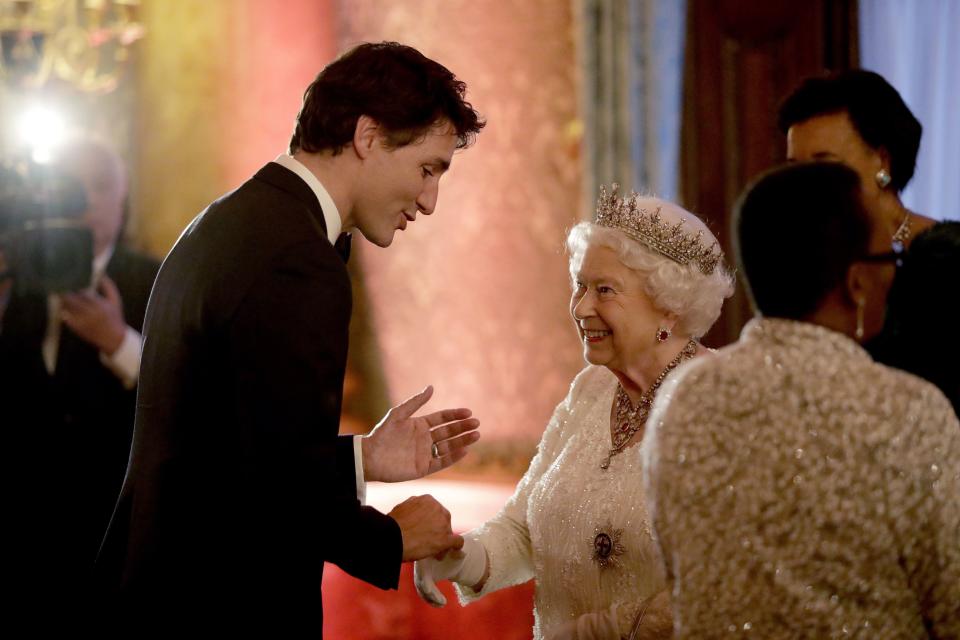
18;105;67;163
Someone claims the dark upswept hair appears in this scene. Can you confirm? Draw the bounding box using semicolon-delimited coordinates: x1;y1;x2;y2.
289;41;484;155
778;70;922;192
733;162;871;320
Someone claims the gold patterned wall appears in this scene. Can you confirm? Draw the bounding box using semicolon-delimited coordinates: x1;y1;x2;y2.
133;0;336;256
340;0;585;469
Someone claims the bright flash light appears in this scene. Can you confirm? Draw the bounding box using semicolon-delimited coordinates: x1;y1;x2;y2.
18;105;67;164
32;146;53;164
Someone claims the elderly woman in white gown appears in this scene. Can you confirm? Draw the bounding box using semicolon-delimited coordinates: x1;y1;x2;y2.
414;186;735;639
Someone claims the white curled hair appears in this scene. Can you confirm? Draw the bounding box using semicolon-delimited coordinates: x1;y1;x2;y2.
567;201;735;338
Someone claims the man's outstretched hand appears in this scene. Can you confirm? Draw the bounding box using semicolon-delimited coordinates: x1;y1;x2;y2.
361;386;480;483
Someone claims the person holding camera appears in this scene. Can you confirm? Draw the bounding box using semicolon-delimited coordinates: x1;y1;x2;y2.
0;138;160;625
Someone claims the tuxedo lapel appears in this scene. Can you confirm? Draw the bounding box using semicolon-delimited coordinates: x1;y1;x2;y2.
253;162;354;263
333;233;352;262
253;162;330;241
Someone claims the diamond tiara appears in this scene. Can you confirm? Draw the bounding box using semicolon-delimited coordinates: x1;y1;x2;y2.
594;184;723;275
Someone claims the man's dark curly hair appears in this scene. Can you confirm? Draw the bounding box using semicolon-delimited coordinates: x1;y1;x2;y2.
289;41;484;155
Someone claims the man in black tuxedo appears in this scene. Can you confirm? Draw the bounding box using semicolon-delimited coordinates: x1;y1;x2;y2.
0;139;159;626
95;42;485;634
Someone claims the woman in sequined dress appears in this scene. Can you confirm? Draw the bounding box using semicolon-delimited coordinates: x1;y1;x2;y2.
413;187;734;640
643;162;960;638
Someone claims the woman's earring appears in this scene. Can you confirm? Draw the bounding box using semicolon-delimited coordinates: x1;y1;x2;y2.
656;327;671;343
875;169;892;189
855;298;866;341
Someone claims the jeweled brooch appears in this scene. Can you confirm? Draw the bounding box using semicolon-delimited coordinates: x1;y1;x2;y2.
592;523;626;569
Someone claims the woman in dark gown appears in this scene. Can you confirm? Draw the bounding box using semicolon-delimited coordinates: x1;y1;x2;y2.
871;221;960;416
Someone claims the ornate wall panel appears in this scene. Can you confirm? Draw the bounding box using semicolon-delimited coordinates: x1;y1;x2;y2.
134;0;336;255
680;0;858;346
339;0;584;469
134;0;229;255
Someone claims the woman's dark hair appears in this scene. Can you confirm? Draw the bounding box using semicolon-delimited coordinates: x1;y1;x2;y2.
778;70;921;192
289;41;484;155
870;222;960;415
734;162;871;320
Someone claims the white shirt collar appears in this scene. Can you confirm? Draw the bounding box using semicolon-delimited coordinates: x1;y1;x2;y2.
273;154;342;244
93;245;114;281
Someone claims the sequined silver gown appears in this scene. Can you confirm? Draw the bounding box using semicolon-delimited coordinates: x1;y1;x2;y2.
643;318;960;639
456;365;666;639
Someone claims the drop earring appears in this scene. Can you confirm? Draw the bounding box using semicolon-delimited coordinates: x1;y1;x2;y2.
855;298;866;341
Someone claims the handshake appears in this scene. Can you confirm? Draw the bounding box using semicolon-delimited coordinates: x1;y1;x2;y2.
359;385;487;605
388;497;488;607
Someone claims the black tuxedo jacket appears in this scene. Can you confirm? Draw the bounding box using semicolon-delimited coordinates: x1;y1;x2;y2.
95;163;402;634
0;245;159;621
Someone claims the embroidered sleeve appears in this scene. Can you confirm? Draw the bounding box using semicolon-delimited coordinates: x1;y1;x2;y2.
455;368;592;603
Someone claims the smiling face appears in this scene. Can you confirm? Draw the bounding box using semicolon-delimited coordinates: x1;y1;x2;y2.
351;121;458;247
570;243;665;373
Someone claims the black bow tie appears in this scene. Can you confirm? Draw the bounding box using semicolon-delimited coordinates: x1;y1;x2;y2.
334;233;352;262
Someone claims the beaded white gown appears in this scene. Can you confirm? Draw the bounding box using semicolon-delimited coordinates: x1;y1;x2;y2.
456;365;665;639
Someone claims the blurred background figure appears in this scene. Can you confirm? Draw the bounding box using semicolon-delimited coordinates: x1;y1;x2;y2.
0;137;160;627
779;69;936;247
779;69;960;402
871;221;960;416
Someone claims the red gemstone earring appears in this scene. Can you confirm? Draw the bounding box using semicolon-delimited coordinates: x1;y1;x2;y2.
656;327;671;343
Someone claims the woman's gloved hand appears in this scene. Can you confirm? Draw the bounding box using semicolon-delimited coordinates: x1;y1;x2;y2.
413;536;487;607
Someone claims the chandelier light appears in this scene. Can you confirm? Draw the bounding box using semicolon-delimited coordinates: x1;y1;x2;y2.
0;0;144;93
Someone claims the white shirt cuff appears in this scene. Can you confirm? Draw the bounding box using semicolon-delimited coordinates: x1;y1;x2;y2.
99;325;142;390
353;436;367;505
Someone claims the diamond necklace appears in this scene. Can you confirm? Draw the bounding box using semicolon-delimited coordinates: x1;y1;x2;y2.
892;209;912;246
601;339;698;469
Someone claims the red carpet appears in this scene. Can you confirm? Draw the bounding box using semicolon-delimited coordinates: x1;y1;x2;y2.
322;563;534;639
323;478;534;639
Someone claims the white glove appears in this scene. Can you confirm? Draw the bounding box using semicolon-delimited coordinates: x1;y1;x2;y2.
413;536;487;607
